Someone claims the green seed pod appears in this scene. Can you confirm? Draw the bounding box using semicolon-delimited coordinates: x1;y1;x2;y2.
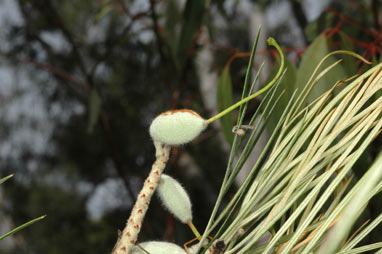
149;109;207;146
157;174;192;224
132;241;186;254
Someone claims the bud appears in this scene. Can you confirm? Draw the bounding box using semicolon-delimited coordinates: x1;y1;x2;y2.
132;241;186;254
157;174;192;224
149;110;207;145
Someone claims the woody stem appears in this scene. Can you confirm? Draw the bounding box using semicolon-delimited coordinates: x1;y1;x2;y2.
112;141;171;254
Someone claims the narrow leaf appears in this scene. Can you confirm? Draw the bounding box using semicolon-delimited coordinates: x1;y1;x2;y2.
164;0;183;54
265;57;296;131
176;0;206;69
0;215;46;240
94;5;113;23
339;32;357;75
318;153;382;254
87;88;102;134
217;65;234;145
0;174;14;185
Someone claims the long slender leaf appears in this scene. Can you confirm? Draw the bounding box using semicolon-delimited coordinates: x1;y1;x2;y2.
87;88;102;134
318;153;382;254
0;174;14;185
176;0;205;69
0;215;46;240
217;66;234;145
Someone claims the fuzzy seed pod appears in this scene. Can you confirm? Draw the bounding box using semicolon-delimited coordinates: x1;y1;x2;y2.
149;109;207;145
132;241;186;254
157;174;192;224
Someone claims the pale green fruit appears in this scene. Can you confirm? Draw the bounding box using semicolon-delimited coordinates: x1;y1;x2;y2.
149;109;207;145
132;241;186;254
157;174;192;223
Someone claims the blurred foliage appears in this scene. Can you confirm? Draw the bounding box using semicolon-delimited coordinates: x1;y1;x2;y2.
217;65;234;144
0;0;381;253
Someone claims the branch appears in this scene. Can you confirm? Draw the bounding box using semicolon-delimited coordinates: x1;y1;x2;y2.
0;50;136;203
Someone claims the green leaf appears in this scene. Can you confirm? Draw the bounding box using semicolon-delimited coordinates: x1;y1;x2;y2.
296;34;347;103
87;88;102;134
0;215;46;240
0;174;14;185
338;32;357;75
176;0;206;69
304;12;334;42
265;57;297;131
217;65;234;145
164;0;183;54
318;153;382;254
94;5;113;24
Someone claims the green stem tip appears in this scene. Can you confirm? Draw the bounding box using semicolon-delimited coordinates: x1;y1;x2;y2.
187;221;202;240
206;37;285;125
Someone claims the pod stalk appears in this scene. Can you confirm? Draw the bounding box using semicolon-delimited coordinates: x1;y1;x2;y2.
206;37;284;125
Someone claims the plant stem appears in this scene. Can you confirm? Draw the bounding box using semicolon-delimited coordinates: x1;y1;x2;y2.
205;37;285;125
112;141;171;254
187;221;202;239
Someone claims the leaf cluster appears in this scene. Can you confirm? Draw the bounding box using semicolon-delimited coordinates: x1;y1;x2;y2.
199;35;382;253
